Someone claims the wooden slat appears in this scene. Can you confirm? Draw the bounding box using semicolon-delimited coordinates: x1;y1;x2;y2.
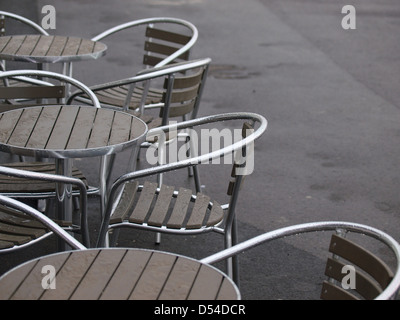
217;277;239;300
2;36;25;55
0;239;15;249
39;250;98;300
0;206;44;229
7;107;42;147
129;181;158;224
329;234;394;289
167;188;192;229
77;38;95;55
0;108;23;143
86;108;113;148
146;27;191;45
0;232;31;246
16;35;40;55
147;184;175;227
110;181;139;224
45;36;66;57
128;252;176;300
108;111;132;145
0;221;46;239
0;260;38;300
26;106;61;149
187;264;224;300
46;106;78;150
11;253;71;300
205;201;224;227
69;249;127;300
143;54;164;67
325;257;381;300
0;161;89;192
30;35;54;56
170;68;203;89
61;37;81;56
0;86;65;100
100;250;152;300
66;107;97;150
320;281;358;300
130;117;147;140
144;41;179;57
158;256;201;300
186;193;210;229
169;85;199;103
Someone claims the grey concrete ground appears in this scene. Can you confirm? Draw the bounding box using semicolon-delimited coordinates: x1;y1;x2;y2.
0;0;399;300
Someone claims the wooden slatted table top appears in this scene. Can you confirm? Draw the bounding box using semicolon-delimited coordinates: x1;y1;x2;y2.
0;35;107;63
0;105;147;159
0;248;240;300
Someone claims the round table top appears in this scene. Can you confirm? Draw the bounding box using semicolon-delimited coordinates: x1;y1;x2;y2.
0;105;147;159
0;35;107;63
0;248;240;300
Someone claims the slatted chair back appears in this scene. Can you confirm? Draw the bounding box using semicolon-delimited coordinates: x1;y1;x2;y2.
201;221;400;299
0;69;101;108
143;24;192;68
0;85;66;111
321;234;395;300
91;17;198;70
227;122;254;197
159;62;209;125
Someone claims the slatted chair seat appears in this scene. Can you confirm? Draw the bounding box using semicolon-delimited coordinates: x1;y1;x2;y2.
0;192;86;253
0;162;89;194
0;204;49;249
0;201;75;250
110;181;224;230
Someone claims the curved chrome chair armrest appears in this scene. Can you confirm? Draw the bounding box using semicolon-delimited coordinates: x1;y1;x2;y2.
201;221;400;301
0;165;89;248
91;17;198;68
0;11;49;35
0;70;101;108
0;195;86;251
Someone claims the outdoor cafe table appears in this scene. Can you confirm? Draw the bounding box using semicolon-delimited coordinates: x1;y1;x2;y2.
0;105;147;246
0;35;107;76
0;248;240;300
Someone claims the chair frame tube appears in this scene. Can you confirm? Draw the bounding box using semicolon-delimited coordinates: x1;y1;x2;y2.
201;221;400;300
91;17;198;68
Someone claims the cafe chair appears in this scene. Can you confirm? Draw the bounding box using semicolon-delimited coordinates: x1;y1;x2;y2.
201;221;400;300
0;165;88;251
90;17;198;110
0;11;49;88
71;58;211;193
0;70;101;209
96;112;268;281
